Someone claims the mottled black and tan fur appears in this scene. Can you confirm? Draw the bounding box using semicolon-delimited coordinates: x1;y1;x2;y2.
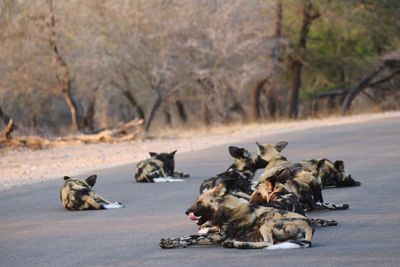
250;168;338;227
199;146;268;197
134;150;189;183
254;142;349;211
250;168;306;215
160;178;314;249
60;175;124;211
298;158;361;187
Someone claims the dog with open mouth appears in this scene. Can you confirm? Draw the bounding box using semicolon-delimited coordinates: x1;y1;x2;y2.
160;178;314;249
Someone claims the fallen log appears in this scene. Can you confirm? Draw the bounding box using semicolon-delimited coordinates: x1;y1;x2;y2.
0;118;144;150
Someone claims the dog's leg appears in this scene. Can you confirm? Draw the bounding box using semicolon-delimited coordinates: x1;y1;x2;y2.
91;194;125;209
81;197;106;210
224;240;272;249
336;177;361;187
222;224;274;249
152;168;185;182
89;193;124;209
315;201;349;210
233;192;251;200
160;232;225;249
265;220;313;250
307;217;338;227
172;172;190;178
222;226;276;249
93;193;112;204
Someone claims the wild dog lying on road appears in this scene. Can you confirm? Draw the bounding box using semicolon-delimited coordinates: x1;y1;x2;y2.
253;140;360;187
250;168;338;227
135;150;189;183
199;146;268;197
60;175;124;211
254;142;349;211
160;178;314;249
298;158;361;187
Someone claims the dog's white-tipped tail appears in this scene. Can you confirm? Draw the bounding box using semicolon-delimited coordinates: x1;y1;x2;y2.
103;202;125;209
153;177;185;183
266;241;311;250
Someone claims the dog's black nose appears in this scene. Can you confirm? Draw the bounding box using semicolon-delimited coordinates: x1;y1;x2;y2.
185;209;190;215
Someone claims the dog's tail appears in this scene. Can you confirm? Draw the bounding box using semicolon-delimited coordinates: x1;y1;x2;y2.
266;241;311;250
153;177;185;183
316;201;349;210
307;217;338;227
102;202;125;209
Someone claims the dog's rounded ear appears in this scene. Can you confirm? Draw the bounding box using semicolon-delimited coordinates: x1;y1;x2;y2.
265;175;277;190
149;152;157;157
229;146;242;158
256;142;265;153
312;159;326;176
215;177;235;196
274;141;288;152
170;150;177;156
333;160;345;172
229;146;250;159
85;175;97;187
215;177;235;188
63;176;71;181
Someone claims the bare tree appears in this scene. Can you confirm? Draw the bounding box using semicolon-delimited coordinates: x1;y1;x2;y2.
252;0;283;121
47;0;80;131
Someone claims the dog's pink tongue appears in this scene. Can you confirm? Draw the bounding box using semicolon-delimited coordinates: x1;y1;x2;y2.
188;212;201;221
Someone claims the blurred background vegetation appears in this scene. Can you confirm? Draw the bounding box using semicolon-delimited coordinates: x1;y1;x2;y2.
0;0;399;138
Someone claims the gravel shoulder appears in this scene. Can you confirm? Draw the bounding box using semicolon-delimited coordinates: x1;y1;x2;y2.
1;111;399;191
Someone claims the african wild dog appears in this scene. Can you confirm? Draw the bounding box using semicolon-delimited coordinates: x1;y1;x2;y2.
254;142;349;211
199;146;268;197
254;140;360;187
250;168;306;215
160;178;314;249
60;175;124;211
250;168;338;227
134;150;189;183
298;158;361;187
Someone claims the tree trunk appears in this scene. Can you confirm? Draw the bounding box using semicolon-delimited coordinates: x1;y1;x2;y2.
144;91;162;132
0;105;17;130
122;90;145;120
267;92;277;118
251;78;268;121
83;98;96;133
252;1;282;121
288;60;302;118
48;0;80;132
163;106;172;126
175;100;187;123
288;0;320;119
341;64;385;114
200;99;211;126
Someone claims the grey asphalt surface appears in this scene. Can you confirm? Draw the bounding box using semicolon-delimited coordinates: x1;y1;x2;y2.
1;116;400;267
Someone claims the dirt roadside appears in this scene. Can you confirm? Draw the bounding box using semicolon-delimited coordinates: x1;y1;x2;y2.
1;111;399;191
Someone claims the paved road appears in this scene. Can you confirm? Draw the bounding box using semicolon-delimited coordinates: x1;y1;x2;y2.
1;116;400;267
